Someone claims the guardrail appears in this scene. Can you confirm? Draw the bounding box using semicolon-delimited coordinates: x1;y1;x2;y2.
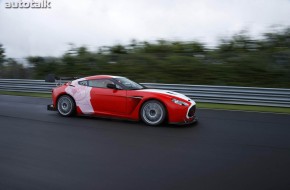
0;79;290;107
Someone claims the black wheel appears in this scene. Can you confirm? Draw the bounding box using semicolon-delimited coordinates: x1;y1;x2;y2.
57;95;75;117
140;100;166;126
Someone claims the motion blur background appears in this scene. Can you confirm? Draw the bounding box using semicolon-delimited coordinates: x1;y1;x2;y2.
0;0;290;88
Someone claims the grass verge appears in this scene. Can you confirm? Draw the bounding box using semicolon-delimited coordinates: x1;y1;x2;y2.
1;90;289;114
0;90;51;98
198;102;290;114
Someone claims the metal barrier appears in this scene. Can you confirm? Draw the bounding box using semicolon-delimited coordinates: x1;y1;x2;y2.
0;79;290;107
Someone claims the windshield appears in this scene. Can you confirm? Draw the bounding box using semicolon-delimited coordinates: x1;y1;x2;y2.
115;77;145;90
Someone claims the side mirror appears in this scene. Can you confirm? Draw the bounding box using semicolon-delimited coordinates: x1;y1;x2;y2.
107;83;117;89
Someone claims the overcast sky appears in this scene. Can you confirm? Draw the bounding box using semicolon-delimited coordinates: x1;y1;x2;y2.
0;0;290;58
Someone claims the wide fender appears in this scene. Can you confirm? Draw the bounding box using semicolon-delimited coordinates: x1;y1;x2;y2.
129;94;171;121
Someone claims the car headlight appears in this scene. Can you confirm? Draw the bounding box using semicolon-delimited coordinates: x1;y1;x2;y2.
172;98;189;106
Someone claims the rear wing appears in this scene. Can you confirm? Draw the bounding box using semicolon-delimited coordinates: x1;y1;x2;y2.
45;74;80;86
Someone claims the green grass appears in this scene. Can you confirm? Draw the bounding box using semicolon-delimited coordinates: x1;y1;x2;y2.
0;90;51;98
1;90;289;114
198;102;290;114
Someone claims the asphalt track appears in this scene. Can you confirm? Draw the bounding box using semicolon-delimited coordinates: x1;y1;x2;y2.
0;95;290;190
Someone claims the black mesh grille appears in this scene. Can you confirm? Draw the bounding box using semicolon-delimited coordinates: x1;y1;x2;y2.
187;105;196;118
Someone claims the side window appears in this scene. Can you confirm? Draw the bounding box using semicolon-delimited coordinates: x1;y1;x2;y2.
78;80;88;86
87;79;115;88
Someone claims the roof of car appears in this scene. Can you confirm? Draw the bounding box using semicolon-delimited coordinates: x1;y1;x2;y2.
85;75;123;80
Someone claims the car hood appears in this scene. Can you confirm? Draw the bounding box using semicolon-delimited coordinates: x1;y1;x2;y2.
138;89;195;104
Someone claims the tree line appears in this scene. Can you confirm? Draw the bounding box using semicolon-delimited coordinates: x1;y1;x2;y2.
1;28;290;88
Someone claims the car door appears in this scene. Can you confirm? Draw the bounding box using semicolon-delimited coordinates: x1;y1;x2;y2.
89;79;127;115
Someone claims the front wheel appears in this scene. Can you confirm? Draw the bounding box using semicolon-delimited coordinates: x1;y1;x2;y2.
140;100;166;126
57;95;75;117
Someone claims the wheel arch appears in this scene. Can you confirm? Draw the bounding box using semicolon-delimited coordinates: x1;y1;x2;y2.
56;93;76;105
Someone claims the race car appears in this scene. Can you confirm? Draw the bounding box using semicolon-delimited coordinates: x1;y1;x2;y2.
47;75;197;126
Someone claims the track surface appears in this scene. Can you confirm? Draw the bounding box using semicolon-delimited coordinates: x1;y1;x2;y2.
0;95;290;190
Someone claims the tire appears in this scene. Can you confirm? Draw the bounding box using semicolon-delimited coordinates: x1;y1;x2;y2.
140;100;166;126
57;95;75;117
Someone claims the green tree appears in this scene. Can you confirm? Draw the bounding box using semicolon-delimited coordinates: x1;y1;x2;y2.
0;44;5;66
22;27;290;88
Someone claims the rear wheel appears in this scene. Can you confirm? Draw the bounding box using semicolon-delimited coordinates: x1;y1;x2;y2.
140;100;166;126
57;95;75;116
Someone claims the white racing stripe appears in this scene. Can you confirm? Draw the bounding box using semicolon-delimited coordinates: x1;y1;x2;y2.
139;89;196;105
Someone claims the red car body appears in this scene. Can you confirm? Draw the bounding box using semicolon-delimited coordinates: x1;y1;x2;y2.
48;75;197;125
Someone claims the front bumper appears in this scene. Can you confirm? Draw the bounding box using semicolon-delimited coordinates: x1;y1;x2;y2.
170;116;198;125
47;104;57;111
167;101;197;125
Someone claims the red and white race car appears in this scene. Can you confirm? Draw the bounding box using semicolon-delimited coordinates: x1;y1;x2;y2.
47;75;197;126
